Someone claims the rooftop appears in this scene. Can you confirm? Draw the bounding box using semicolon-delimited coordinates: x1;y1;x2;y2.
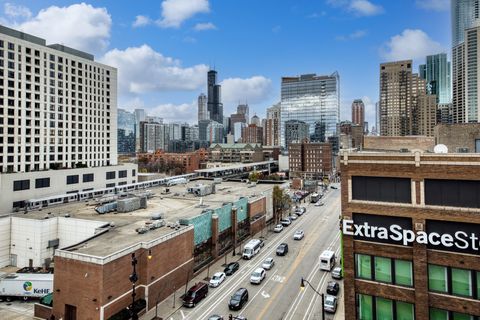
20;180;277;257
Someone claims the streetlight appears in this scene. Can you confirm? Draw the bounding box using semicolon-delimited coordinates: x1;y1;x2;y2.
129;249;152;320
300;277;325;320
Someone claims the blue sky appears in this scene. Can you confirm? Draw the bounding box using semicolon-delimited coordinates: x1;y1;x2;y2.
0;0;451;127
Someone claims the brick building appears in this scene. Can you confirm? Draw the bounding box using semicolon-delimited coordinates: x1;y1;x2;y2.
241;124;264;144
209;143;263;163
341;151;480;320
288;142;332;179
138;149;207;173
434;123;480;153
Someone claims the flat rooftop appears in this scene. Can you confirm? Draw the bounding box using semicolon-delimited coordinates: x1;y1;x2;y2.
18;180;279;257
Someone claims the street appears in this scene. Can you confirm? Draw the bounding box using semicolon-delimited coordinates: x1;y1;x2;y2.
152;185;342;320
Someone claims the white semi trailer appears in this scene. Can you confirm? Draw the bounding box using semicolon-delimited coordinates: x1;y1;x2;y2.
0;273;53;301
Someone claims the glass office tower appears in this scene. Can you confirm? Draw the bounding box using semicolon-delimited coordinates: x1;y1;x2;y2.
280;73;340;148
418;53;451;104
452;0;480;47
117;109;136;154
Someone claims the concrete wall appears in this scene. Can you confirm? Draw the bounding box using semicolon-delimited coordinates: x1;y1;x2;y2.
0;218;11;267
57;218;106;249
434;123;480;152
363;136;434;152
0;163;137;215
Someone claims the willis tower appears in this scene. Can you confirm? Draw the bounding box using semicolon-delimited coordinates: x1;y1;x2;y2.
207;70;223;123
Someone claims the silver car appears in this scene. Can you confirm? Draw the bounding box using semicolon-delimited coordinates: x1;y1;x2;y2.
262;257;275;270
250;268;266;284
324;295;337;313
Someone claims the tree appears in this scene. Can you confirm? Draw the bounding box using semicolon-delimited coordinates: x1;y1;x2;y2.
273;186;289;225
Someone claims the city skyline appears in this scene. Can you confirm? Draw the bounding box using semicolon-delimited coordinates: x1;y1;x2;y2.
0;0;451;127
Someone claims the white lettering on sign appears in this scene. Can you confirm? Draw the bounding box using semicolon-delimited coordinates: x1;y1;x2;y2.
342;220;480;253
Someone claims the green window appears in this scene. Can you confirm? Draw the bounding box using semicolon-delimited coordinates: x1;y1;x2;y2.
374;257;392;283
453;312;474;320
358;294;373;320
477;271;480;298
451;268;472;297
375;297;393;320
430;308;448;320
395;260;413;286
428;265;448;293
356;254;372;280
396;301;414;320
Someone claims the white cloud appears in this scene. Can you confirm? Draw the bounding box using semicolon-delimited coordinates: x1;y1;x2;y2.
328;0;383;16
194;22;216;31
349;0;384;16
221;76;272;104
4;3;31;19
158;0;210;28
100;44;208;94
381;29;444;61
150;101;198;123
7;3;111;55
416;0;449;11
133;15;152;28
336;29;367;41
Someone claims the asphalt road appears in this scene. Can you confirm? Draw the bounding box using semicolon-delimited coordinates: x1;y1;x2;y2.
168;185;342;320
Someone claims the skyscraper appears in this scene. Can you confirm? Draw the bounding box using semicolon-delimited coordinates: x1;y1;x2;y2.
207;70;223;124
265;103;281;146
284;120;310;147
134;108;146;151
418;53;451;104
280;73;340;148
451;0;480;47
379;61;413;136
198;93;209;121
237;104;249;124
351;99;365;127
117;109;136;154
465;26;480;122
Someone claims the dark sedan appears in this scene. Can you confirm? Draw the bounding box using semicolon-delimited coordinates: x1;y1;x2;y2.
224;262;240;276
326;281;340;295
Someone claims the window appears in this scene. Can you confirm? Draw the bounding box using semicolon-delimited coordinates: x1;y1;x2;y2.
106;171;115;180
452;268;472;297
428;265;448;293
106;183;115;188
375;297;392;319
83;173;94;182
352;176;411;203
356;254;372;279
429;308;474;320
66;175;79;185
35;178;50;189
118;181;127;186
374;257;392;283
395;260;413;286
13;200;26;209
425;179;480;208
357;294;414;320
119;170;127;178
13;179;30;191
477;271;480;299
132;169;136;177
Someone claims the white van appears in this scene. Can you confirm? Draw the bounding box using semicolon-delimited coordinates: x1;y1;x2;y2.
243;239;262;259
319;250;336;271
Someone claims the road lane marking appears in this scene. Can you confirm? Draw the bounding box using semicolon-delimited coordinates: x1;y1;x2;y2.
261;291;270;299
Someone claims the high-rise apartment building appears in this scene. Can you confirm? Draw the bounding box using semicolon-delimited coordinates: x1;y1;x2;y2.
351;99;365;128
379;60;413;136
134;108;146;151
207;70;223;124
237;104;249;124
411;74;437;137
451;0;480;47
241;124;263;144
140;121;168;153
288;141;332;179
418;53;451;104
0;25;136;213
284;120;310;148
465;26;480;122
265;103;281;146
452;41;466;123
206;121;224;144
117;109;136;154
197;93;209;121
280;73;340;148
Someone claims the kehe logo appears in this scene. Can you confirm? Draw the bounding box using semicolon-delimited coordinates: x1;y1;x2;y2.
23;281;32;291
343;219;480;252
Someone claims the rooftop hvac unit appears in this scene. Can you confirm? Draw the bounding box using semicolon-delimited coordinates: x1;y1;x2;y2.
457;147;469;153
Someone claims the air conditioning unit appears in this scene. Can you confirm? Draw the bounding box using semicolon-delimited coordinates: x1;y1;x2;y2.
457;147;469;153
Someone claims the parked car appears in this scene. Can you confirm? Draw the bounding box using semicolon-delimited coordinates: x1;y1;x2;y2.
209;272;226;287
280;218;291;226
293;230;305;240
315;201;325;207
326;281;340;295
273;224;284;233
276;243;289;256
229;288;249;310
250;268;266;284
289;214;298;221
324;295;338;313
332;267;343;279
224;262;240;276
183;282;208;307
262;257;275;270
295;207;306;215
208;316;224;320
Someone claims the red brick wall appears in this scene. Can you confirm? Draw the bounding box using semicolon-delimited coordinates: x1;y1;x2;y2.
248;197;266;218
34;304;52;319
